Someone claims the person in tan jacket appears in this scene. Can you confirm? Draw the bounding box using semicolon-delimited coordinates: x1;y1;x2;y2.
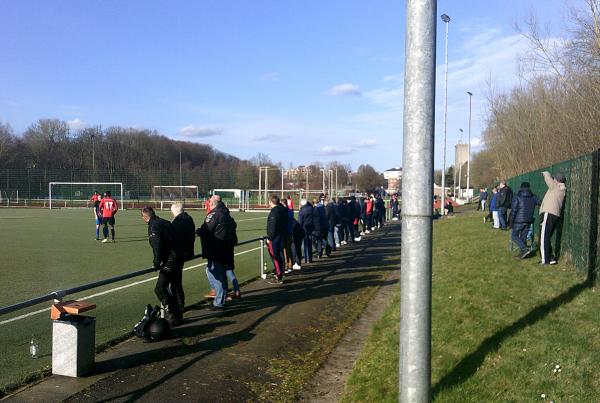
539;171;566;265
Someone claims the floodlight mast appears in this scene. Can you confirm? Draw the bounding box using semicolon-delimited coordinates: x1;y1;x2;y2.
400;1;437;402
440;12;450;214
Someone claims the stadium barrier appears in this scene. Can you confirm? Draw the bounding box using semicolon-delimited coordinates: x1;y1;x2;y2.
506;148;599;283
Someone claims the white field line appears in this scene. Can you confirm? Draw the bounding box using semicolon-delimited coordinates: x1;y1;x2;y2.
0;246;262;325
233;216;267;222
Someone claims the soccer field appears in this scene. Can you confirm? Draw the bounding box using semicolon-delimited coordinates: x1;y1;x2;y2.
0;207;269;394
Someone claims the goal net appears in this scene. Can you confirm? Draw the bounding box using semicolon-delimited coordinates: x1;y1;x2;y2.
152;186;199;201
49;182;124;209
212;189;244;211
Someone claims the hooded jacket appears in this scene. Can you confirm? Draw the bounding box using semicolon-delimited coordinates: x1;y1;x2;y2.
510;189;541;224
196;202;234;264
298;202;314;234
267;203;289;240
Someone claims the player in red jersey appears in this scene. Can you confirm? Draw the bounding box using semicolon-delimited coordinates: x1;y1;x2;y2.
90;191;102;240
204;198;212;214
100;191;119;243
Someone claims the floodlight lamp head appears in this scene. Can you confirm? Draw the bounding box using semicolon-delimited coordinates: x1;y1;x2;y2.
467;91;473;96
441;14;450;23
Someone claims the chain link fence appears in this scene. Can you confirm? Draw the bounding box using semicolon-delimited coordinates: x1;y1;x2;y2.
507;149;599;282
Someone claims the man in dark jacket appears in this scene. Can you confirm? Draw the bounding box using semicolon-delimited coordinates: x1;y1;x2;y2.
510;182;541;259
298;199;314;263
325;198;339;251
347;196;361;242
267;195;289;283
141;206;181;326
497;181;513;230
314;198;330;257
196;196;235;310
169;202;195;314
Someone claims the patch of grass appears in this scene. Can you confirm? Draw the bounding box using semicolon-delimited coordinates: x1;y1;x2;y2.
342;211;599;402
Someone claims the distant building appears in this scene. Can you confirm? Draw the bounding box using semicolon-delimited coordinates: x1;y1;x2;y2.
384;167;402;194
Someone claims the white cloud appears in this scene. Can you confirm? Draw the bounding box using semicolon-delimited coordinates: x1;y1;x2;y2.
356;139;377;147
319;146;355;155
178;125;223;138
470;137;483;147
261;72;280;82
327;83;362;96
252;133;290;142
67;118;88;131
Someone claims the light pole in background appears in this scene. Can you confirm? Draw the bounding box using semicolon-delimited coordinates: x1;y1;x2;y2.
320;168;325;195
440;13;450;214
281;168;284;199
458;128;463;199
328;169;333;195
466;91;473;202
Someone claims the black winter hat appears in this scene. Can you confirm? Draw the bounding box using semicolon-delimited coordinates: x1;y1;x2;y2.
520;182;530;189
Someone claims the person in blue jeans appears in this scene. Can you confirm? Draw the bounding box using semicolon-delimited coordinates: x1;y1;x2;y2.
510;182;541;259
497;181;513;230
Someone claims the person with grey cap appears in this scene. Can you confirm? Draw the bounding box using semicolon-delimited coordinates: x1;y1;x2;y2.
539;171;567;265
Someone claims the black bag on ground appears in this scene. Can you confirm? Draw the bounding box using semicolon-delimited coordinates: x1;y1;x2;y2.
133;304;163;340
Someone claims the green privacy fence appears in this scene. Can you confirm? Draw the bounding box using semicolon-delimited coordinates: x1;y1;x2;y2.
507;149;599;281
0;168;244;200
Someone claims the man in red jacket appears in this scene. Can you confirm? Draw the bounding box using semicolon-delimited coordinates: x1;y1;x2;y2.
100;191;118;243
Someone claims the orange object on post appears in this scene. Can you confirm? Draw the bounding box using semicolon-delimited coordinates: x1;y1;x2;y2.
51;300;96;320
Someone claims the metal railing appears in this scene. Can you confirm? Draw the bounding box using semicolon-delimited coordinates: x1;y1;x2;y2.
0;236;267;318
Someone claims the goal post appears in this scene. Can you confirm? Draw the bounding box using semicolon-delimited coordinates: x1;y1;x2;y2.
151;185;199;201
211;188;244;211
48;182;124;210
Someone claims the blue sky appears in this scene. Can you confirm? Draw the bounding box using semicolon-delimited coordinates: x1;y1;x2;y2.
0;0;566;171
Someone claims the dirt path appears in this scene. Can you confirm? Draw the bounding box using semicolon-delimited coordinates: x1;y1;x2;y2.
8;223;401;402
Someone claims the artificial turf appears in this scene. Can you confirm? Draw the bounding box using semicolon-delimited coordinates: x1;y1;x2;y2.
0;207;269;394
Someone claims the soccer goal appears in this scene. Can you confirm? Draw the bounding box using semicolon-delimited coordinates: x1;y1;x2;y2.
48;182;124;209
151;185;199;201
211;189;244;211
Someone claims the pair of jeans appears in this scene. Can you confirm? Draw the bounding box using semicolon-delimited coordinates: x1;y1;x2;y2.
481;200;486;211
328;228;336;251
291;237;302;265
312;232;323;257
206;260;226;307
223;264;240;293
302;233;312;263
511;222;530;254
498;207;507;229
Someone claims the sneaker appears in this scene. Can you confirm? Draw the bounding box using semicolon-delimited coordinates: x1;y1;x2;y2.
359;232;365;236
365;230;371;234
285;269;292;274
354;237;362;242
268;276;284;285
204;289;216;299
95;237;100;241
292;263;301;270
335;243;341;248
549;259;557;265
102;238;109;243
232;291;242;299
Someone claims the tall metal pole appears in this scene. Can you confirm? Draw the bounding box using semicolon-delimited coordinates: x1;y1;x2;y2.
258;167;262;207
179;151;183;199
281;168;284;199
321;169;325;194
265;167;269;206
466;91;473;202
335;168;338;197
440;13;450;214
401;1;437;402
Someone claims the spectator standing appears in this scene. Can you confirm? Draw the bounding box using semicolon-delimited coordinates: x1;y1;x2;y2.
141;206;181;326
497;181;513;230
490;187;500;229
325;198;339;252
509;182;541;259
169;202;195;313
539;172;567;265
479;188;488;211
298;199;314;263
266;195;289;283
390;194;400;221
196;196;236;310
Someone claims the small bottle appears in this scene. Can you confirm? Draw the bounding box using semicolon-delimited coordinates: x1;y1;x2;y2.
30;335;38;359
